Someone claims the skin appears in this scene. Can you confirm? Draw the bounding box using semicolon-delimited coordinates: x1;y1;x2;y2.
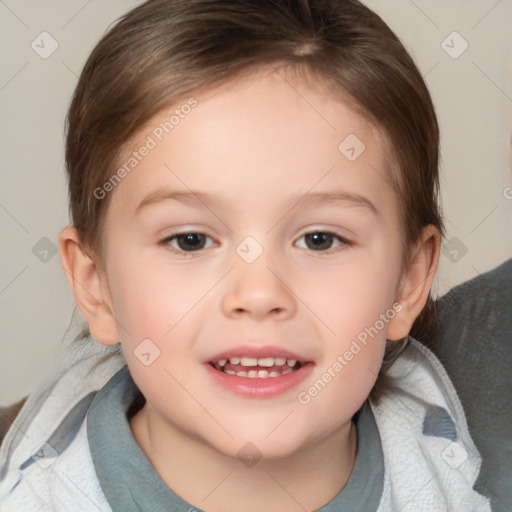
60;66;440;512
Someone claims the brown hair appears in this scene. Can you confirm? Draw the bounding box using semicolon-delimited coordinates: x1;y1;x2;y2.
64;0;444;403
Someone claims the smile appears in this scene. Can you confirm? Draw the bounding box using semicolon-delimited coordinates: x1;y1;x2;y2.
210;356;302;378
205;348;314;397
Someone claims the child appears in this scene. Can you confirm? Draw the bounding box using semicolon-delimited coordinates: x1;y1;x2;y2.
0;0;492;510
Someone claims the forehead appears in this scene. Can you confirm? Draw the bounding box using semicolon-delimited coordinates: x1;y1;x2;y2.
109;67;397;219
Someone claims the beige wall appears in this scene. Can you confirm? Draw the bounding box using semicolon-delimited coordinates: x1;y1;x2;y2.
1;0;511;404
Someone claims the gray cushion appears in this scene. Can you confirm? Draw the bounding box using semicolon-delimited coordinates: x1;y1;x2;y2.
428;259;512;512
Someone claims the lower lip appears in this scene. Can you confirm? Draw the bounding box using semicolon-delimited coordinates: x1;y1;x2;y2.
204;363;314;398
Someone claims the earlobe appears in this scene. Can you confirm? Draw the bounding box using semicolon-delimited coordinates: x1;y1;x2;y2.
386;225;441;341
58;226;120;345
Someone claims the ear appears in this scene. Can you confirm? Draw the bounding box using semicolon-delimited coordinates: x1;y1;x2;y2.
58;226;120;345
386;225;441;341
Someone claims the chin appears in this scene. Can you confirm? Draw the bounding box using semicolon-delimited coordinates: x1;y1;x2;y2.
202;425;315;464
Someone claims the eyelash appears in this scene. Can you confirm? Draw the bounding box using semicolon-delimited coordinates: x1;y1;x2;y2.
158;230;352;255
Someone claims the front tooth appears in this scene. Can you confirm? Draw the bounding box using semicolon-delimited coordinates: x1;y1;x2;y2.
247;370;258;378
258;370;269;378
287;359;297;367
241;357;258;366
230;357;240;364
258;357;274;367
218;358;227;366
274;357;286;366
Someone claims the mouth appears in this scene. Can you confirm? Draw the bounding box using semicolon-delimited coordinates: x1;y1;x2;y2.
209;356;305;378
204;347;314;397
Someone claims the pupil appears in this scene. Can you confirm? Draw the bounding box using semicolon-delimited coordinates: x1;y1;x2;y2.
306;232;332;250
178;233;205;251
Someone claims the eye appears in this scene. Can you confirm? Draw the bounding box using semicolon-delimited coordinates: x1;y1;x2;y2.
159;232;215;252
295;231;351;252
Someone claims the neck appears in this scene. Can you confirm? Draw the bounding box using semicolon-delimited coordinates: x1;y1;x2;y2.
130;404;358;512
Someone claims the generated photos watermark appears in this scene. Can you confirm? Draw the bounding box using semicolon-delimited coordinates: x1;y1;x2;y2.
93;98;198;200
297;302;402;405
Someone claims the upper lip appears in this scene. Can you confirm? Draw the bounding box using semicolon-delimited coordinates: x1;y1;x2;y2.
206;345;311;364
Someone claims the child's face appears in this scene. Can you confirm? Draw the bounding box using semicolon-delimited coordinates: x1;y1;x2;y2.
101;68;406;459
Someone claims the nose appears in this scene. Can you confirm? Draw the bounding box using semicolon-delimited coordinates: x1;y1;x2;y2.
221;257;297;321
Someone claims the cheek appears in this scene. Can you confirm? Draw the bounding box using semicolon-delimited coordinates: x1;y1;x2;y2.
106;251;212;381
304;255;400;341
107;250;197;337
291;259;395;413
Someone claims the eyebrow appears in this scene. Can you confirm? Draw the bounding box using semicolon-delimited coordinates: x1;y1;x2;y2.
134;189;378;216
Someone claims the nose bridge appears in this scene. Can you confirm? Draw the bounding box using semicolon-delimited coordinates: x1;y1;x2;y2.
221;238;296;320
